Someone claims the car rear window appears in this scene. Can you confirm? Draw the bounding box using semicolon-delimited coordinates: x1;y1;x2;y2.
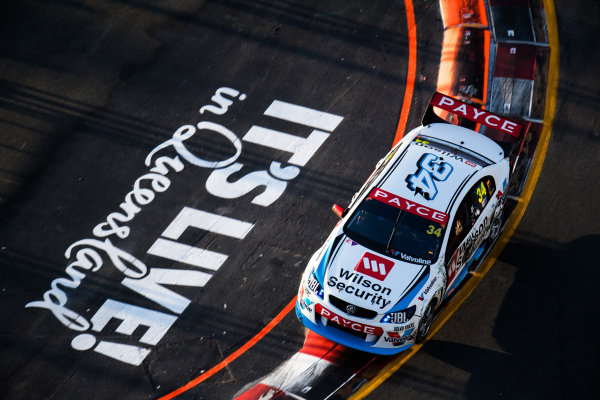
416;135;491;167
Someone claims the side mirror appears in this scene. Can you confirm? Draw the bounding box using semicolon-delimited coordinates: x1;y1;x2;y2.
332;204;345;218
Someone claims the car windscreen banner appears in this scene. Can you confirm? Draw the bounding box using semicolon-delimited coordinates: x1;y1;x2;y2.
368;188;449;225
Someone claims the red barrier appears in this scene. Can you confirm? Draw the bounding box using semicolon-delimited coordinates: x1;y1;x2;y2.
439;0;488;29
437;26;490;105
494;43;537;80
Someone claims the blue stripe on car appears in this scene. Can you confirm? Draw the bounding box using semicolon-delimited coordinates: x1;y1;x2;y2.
388;271;429;312
314;239;337;286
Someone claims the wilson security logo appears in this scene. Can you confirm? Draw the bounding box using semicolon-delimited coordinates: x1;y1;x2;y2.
354;252;394;281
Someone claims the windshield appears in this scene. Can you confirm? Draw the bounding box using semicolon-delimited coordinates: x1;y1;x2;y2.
344;196;446;264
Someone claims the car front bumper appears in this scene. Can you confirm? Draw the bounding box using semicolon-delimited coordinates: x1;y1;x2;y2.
295;300;414;356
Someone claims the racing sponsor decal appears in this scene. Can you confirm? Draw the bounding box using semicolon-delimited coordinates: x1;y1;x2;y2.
385;332;404;345
307;272;324;298
414;137;477;167
418;277;437;301
447;216;490;284
398;252;432;265
431;92;524;137
316;304;383;335
393;321;415;332
327;269;392;309
368;188;448;226
460;216;490;260
354;252;395;281
384;305;416;324
25;87;344;366
299;298;313;313
406;153;453;200
368;187;449;225
385;328;415;345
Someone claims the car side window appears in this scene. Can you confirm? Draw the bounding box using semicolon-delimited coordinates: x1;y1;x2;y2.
466;177;496;223
445;177;496;260
445;200;468;261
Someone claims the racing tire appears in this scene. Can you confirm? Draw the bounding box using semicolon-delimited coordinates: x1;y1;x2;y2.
488;208;504;243
416;301;436;343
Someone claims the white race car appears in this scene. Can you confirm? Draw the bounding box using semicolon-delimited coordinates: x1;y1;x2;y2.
296;92;528;354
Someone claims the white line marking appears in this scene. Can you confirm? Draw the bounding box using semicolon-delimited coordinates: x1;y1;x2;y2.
93;341;151;366
264;100;343;132
242;126;330;167
161;207;254;240
147;238;228;271
122;268;213;314
91;299;177;346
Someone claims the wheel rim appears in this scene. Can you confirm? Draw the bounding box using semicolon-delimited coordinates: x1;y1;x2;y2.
418;304;434;339
490;209;503;241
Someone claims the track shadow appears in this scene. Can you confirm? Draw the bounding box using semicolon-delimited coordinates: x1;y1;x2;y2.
423;233;599;399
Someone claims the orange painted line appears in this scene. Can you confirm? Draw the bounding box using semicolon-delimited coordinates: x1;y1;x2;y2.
158;296;298;400
392;0;417;146
482;29;490;105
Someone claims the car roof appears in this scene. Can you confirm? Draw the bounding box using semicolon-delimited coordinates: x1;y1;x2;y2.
420;123;505;163
376;124;503;215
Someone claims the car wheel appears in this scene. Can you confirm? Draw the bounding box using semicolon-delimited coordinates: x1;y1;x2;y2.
488;208;503;243
416;301;435;342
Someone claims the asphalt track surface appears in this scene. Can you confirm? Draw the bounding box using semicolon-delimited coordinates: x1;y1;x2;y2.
0;1;598;399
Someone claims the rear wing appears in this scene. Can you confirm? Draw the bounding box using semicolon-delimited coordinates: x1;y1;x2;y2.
422;92;529;172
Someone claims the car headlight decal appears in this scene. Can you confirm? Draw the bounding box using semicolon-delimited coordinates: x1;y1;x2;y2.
380;305;416;324
306;271;324;299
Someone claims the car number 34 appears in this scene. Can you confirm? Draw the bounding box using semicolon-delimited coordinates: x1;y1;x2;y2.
406;153;453;200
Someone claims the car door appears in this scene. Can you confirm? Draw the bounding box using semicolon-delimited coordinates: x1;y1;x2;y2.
444;176;496;293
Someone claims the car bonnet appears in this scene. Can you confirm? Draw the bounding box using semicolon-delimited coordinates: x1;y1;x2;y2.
321;235;429;314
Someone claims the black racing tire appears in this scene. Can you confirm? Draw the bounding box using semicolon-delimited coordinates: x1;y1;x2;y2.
416;301;436;343
488;208;504;243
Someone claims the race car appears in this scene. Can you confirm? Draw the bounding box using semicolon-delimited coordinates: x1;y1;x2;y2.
296;92;528;355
